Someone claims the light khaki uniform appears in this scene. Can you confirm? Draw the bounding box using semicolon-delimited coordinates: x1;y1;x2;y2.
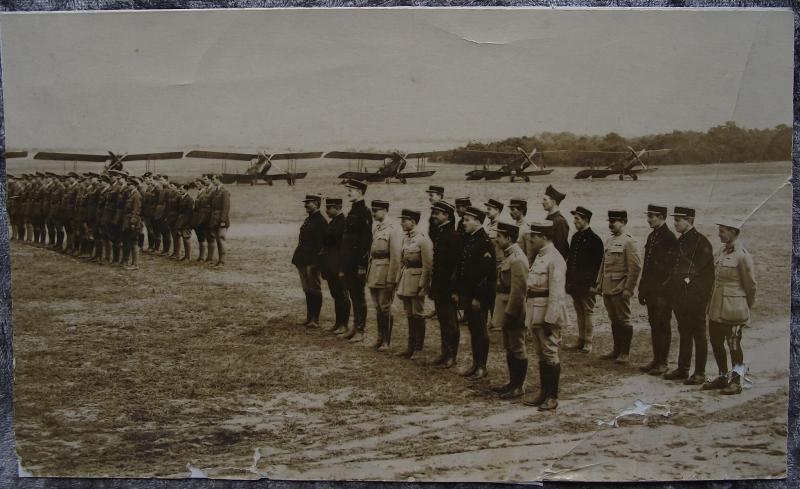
396;229;434;318
526;242;569;365
494;243;530;359
367;221;403;315
596;232;641;327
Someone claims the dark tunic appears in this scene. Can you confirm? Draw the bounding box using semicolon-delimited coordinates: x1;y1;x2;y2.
430;220;461;300
455;227;496;307
565;226;604;296
320;212;346;279
341;199;373;271
547;210;570;259
669;227;715;310
291;210;328;267
639;223;679;301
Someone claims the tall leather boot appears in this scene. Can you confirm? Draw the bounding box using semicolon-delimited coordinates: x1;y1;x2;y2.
460;335;479;377
616;323;633;363
112;243;120;264
196;241;205;262
371;314;385;350
396;317;415;358
414;318;426;352
500;357;528;400
491;353;514;394
523;361;548;407
386;315;393;347
600;323;621;359
182;238;191;261
206;241;215;263
469;337;489;380
309;292;322;327
539;363;559;411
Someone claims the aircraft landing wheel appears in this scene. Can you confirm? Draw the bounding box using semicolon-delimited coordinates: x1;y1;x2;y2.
619;174;624;181
632;174;639;181
524;176;531;183
401;178;407;184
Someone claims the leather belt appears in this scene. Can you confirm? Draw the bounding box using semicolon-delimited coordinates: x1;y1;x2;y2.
403;261;422;268
371;251;389;259
527;290;549;298
496;286;511;294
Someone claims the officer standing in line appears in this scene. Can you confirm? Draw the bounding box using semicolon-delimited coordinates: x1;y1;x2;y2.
365;199;402;349
594;209;641;364
60;172;79;254
542;185;570;260
637;204;678;376
523;221;569;411
340;179;373;340
320;197;352;335
100;172;119;263
292;194;327;329
166;182;182;259
704;217;757;395
428;200;461;368
454;206;496;380
192;176;211;262
484;198;504;330
90;176;111;263
156;176;172;256
664;206;715;385
207;174;231;267
425;185;445;242
455;197;471;236
564;206;604;354
122;176;143;270
395;209;434;359
176;184;195;261
114;174;132;266
489;222;530;399
508;198;533;263
141;173;155;252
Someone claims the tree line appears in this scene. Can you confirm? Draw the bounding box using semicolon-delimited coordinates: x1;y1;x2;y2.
436;122;791;167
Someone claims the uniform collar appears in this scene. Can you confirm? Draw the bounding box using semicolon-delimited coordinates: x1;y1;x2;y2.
406;227;418;237
538;242;555;256
723;240;739;253
504;243;521;257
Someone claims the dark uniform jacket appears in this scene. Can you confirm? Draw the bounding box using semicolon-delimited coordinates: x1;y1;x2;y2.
176;193;194;230
113;187;129;226
166;187;181;226
428;215;440;244
153;186;167;221
61;184;78;222
565;226;604;296
455;227;496;307
341;199;373;271
320;212;346;279
291;210;327;267
547;210;570;259
209;186;231;228
123;188;143;230
638;223;678;301
430;220;461;300
48;182;64;221
101;187;118;226
669;227;715;310
456;217;465;236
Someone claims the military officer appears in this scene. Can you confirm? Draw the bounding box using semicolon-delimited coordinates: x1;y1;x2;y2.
564;206;604;354
122;176;143;270
542;185;570;260
207;175;231;267
60;172;79;254
192;176;212;262
489;222;530;400
292;194;327;328
141;173;156;252
425;185;445;242
484;198;504;330
454;206;496;380
155;176;171;255
166;182;182;259
90;176;111;262
100;172;119;263
365;199;402;349
428;200;461;368
320;197;352;334
637;204;679;375
175;184;194;261
523;221;567;411
594;209;641;363
395;209;434;359
704;218;757;395
340;179;373;340
455;197;471;235
508;198;533;263
522;221;569;410
664;207;715;385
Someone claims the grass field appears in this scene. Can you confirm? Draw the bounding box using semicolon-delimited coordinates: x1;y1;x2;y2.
10;160;791;481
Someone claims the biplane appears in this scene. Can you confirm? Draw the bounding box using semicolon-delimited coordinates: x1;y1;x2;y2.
185;150;323;186
324;150;447;183
4;151;29;159
456;147;559;182
33;151;184;173
574;147;672;180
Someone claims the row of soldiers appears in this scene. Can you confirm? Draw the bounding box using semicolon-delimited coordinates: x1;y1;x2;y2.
294;181;758;409
7;171;231;268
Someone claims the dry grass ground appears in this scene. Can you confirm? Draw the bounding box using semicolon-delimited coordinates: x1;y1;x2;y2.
10;160;791;481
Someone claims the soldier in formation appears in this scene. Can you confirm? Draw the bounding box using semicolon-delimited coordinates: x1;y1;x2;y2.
7;171;232;270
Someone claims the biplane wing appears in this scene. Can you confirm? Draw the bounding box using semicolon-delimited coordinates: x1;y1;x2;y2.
34;152;109;162
337;171;387;182
521;169;554;177
270;152;324;160
4;151;28;159
405;150;451;160
260;172;308;182
396;171;436;179
324;151;392;161
574;167;659;180
186;150;261;161
121;152;184;161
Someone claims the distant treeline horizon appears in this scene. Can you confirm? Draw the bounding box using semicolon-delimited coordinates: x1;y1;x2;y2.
433;122;791;167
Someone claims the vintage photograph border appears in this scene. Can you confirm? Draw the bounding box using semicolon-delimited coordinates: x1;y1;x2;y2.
0;1;796;488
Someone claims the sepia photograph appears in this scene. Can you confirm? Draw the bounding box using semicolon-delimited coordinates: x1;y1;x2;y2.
1;7;794;482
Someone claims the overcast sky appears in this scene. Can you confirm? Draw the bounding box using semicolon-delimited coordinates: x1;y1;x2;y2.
0;8;793;153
